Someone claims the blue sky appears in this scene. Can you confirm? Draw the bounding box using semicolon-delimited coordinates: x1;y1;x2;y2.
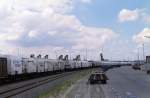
72;0;150;60
73;0;149;36
0;0;150;60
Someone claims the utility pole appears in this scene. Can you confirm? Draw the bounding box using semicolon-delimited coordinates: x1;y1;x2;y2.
85;48;87;61
142;43;145;61
137;48;140;63
69;50;72;60
101;47;104;61
55;50;57;59
17;48;20;57
101;47;103;53
144;36;150;61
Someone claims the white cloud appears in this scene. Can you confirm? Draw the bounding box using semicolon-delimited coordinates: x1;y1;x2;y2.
142;13;150;23
73;27;118;49
0;0;117;58
133;28;150;44
118;9;140;22
28;30;39;38
81;0;94;3
118;8;150;24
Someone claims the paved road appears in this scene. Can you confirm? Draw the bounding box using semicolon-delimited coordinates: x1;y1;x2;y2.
106;66;150;98
65;76;106;98
65;66;150;98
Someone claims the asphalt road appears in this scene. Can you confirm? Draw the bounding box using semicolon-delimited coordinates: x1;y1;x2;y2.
65;66;150;98
106;66;150;98
65;76;106;98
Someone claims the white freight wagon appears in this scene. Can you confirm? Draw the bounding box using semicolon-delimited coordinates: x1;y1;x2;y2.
23;58;37;73
44;59;53;72
52;60;59;71
35;58;45;73
57;60;65;71
0;55;23;76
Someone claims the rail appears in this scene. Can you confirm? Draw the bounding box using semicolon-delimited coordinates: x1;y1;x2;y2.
0;71;75;98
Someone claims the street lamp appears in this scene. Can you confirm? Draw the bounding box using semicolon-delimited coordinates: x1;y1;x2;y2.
144;36;150;38
143;36;150;62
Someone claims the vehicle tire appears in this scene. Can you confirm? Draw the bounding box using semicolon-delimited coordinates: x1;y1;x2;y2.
147;71;150;74
90;81;93;84
86;81;89;85
101;80;107;84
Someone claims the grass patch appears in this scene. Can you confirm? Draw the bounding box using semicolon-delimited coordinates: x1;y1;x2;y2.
36;69;94;98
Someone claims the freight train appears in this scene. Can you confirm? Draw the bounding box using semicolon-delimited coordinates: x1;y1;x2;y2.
0;54;99;83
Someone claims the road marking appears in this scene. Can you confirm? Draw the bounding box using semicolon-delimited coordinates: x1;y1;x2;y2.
88;84;91;98
117;95;122;98
126;92;139;98
96;87;100;92
75;94;81;98
110;87;123;98
84;84;91;98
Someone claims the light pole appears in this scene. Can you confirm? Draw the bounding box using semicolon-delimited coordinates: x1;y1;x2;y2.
142;43;145;61
137;48;140;63
144;36;150;38
144;36;150;62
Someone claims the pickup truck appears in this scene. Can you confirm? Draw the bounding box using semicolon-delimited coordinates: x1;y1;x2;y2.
88;71;108;84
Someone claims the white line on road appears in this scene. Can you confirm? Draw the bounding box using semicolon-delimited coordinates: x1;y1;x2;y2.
110;87;123;98
126;91;139;98
96;87;100;93
86;84;91;98
75;94;81;98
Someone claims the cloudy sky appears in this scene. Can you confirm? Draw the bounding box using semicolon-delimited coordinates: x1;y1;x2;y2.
0;0;150;60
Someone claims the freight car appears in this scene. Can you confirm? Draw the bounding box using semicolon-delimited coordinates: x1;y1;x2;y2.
0;54;95;83
0;55;23;83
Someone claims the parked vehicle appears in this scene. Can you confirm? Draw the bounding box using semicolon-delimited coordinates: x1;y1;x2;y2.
132;64;141;70
88;71;108;84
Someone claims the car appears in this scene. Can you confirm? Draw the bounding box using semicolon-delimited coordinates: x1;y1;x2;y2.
88;72;108;84
132;65;141;70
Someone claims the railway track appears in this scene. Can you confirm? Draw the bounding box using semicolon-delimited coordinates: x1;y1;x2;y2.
0;71;75;98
